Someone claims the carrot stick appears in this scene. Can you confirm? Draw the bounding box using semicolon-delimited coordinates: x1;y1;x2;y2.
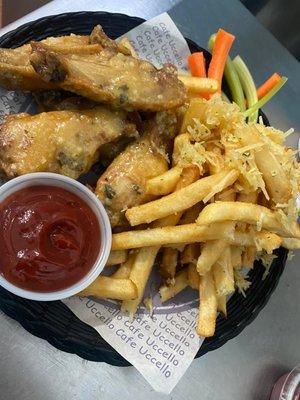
188;52;206;77
208;29;235;94
257;73;281;99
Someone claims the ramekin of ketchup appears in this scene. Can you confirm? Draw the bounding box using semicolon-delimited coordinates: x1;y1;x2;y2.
0;173;112;301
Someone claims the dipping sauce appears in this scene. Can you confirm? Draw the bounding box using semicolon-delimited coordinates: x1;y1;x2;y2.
0;185;101;292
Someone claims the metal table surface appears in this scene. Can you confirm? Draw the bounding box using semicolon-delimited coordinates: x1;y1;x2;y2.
0;1;299;399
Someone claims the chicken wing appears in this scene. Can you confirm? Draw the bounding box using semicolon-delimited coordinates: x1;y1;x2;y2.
95;112;177;227
0;34;102;91
0;106;137;179
33;90;97;112
30;41;187;111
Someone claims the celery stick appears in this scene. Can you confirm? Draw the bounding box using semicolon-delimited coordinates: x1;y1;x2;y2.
233;55;258;123
244;77;288;118
207;34;216;51
208;34;245;111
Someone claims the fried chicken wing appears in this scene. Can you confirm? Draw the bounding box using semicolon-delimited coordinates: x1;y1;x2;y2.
33;90;97;112
95;112;177;227
0;34;102;91
30;41;187;111
0;106;137;179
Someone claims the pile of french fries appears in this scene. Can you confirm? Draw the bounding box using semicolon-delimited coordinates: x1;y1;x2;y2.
80;96;300;337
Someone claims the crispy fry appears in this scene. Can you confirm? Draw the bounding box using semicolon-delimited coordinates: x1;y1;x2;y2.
187;263;200;289
231;246;243;269
122;246;159;316
179;203;203;225
202;170;239;203
232;230;282;253
181;243;200;265
217;295;227;317
178;76;218;94
242;246;256;268
160;247;178;280
197;270;217;337
111;253;136;279
106;250;128;266
216;188;236;201
151;165;200;228
79;276;137;300
181;98;205;133
196;201;300;238
237;190;258;203
112;221;235;250
146;166;182;196
241;127;291;204
159;268;189;302
212;247;234;296
281;237;300;249
197;239;228;275
126;170;238;226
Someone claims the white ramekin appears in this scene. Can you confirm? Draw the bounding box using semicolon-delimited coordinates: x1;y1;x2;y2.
0;172;112;301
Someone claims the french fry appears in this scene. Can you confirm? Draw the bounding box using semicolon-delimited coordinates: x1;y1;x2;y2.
178;76;218;94
126;170;238;226
179;203;203;225
232;230;282;253
106;250;128;266
237;190;258;203
146;166;182;196
160;247;178;280
216;188;236;201
231;246;243;269
122;246;159;317
165;243;187;251
197;239;228;275
212;247;234;296
196;201;300;238
281;237;300;249
187;263;200;289
202;170;239;203
242;246;256;268
79;276;137;300
112;221;235;250
152;165;200;228
181;243;200;265
111;253;136;279
241;127;291;204
159;268;189;302
197;270;217;337
217;294;227;317
181;98;206;133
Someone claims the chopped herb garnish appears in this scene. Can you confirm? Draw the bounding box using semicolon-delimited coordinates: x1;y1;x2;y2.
104;184;116;199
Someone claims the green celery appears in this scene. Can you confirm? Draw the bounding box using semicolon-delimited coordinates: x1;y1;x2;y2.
244;77;288;118
208;34;245;111
233;55;258;123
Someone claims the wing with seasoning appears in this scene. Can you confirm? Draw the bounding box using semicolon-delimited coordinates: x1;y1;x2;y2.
0;106;137;179
0;33;102;91
95;112;178;227
30;41;187;111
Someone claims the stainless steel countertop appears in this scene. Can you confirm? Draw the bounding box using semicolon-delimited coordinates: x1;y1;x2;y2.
0;1;299;399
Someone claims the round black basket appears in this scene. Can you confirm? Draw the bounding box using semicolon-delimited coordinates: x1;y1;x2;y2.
0;11;288;366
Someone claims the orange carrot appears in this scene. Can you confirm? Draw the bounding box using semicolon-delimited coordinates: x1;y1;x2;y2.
188;52;206;77
257;73;281;99
208;29;235;93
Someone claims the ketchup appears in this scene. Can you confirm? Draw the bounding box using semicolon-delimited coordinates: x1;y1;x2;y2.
0;185;101;292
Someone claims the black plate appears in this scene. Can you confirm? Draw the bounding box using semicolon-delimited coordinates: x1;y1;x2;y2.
0;11;288;366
